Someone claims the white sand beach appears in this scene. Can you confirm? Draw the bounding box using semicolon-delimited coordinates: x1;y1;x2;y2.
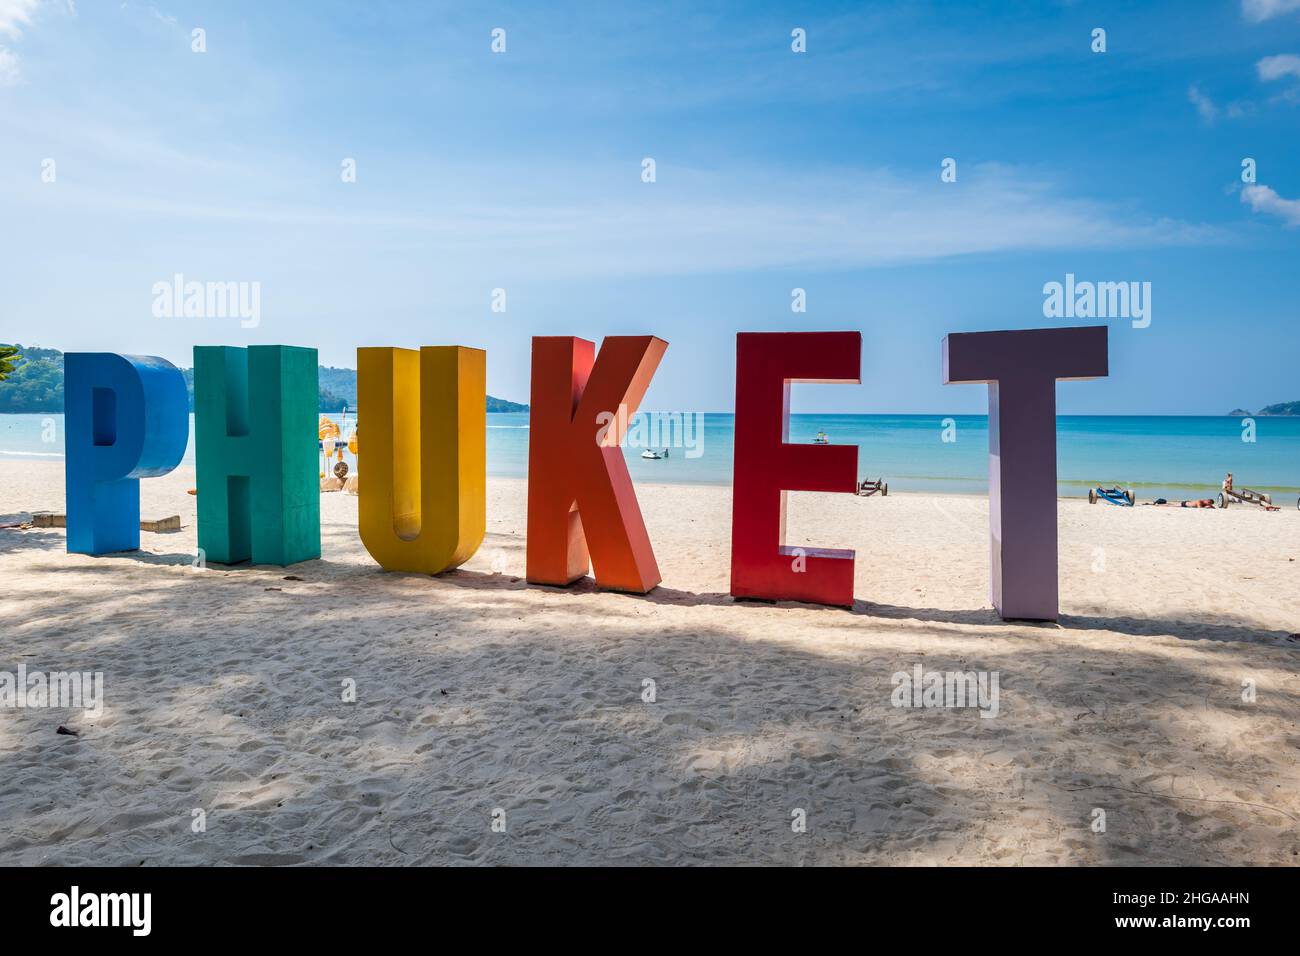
0;459;1297;865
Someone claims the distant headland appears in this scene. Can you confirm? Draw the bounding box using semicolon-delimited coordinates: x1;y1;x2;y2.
1228;402;1300;416
0;345;528;414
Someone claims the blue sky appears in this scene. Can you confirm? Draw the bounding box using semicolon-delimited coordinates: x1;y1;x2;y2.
1;0;1298;414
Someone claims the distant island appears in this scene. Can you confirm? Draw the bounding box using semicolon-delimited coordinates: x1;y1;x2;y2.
0;345;528;414
1227;402;1300;416
315;364;527;413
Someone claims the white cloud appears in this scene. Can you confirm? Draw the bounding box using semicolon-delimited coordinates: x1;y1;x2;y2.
1243;0;1300;21
1240;184;1300;226
8;161;1222;279
0;45;18;84
1188;84;1219;121
0;0;40;38
0;0;44;85
1187;85;1256;121
1257;53;1300;81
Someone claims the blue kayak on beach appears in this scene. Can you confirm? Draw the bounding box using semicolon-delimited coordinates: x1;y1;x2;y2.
1089;486;1135;506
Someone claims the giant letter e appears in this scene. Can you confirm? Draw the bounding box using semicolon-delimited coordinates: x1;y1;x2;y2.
730;331;861;607
943;326;1108;621
526;335;667;593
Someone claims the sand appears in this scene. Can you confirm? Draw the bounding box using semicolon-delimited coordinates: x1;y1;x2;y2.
0;459;1297;866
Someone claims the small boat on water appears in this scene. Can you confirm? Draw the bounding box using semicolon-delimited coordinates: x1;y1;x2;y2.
640;448;669;460
812;429;829;444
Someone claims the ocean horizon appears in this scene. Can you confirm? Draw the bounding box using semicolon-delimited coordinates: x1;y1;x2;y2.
3;411;1296;502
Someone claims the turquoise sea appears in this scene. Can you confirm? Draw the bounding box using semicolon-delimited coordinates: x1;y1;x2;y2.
2;412;1297;501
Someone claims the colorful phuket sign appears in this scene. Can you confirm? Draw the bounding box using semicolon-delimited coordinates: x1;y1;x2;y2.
62;326;1108;622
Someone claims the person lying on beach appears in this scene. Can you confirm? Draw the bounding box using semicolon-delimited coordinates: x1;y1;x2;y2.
1145;498;1216;508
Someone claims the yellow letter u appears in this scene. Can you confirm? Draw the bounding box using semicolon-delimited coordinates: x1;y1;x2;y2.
357;346;486;574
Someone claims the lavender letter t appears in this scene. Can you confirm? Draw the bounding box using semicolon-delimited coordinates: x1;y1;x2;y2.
943;326;1108;621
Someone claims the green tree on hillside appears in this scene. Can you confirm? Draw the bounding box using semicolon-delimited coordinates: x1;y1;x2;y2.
0;344;64;412
0;344;19;382
0;345;530;413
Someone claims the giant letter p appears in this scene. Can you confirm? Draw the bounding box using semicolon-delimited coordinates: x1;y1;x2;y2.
64;353;189;555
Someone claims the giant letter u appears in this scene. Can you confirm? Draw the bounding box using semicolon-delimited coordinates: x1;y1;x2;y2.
357;346;486;575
